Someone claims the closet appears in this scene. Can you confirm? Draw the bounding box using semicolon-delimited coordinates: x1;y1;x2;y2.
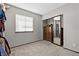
43;15;63;46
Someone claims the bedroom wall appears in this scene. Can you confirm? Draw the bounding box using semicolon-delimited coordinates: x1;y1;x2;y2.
5;4;43;47
42;3;79;52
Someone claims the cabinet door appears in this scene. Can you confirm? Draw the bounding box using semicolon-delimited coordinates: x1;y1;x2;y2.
43;25;53;43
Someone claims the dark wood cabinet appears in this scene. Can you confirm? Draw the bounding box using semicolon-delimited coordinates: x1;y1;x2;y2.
43;24;53;43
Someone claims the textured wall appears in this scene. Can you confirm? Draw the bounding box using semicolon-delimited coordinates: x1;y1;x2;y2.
5;4;43;47
43;4;79;52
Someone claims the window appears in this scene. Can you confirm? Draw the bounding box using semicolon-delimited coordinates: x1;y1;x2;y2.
16;14;33;32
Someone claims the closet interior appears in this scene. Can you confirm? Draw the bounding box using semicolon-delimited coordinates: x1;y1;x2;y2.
43;15;63;46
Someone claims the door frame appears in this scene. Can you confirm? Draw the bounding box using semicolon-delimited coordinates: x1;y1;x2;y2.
52;15;63;46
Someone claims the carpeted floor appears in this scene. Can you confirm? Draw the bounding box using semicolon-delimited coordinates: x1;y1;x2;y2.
10;40;79;56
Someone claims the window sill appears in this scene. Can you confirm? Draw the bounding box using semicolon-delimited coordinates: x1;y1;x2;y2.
15;31;34;33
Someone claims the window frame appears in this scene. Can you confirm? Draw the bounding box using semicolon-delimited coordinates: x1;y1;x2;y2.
15;14;34;33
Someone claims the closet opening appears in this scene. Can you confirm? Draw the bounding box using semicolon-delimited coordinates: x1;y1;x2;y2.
43;15;64;46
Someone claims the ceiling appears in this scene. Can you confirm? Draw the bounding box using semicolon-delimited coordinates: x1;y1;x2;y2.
9;3;65;15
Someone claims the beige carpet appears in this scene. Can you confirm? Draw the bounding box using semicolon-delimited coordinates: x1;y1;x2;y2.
10;40;79;56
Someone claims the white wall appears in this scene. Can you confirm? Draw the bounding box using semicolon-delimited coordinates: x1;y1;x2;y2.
5;4;43;47
42;4;79;52
47;18;53;25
